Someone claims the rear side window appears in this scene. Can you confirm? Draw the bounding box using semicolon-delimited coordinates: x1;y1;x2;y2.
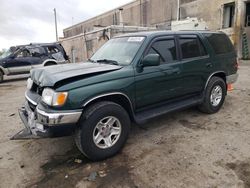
147;39;177;63
179;36;207;59
204;33;234;54
45;46;60;54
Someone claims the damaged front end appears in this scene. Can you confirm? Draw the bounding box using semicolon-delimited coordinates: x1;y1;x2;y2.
12;101;49;140
12;89;82;140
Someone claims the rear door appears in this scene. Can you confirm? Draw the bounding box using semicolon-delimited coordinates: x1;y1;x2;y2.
177;34;212;95
135;36;184;109
28;47;45;68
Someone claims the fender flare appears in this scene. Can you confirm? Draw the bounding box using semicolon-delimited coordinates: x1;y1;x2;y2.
42;59;57;66
83;92;133;108
203;71;227;96
82;92;136;121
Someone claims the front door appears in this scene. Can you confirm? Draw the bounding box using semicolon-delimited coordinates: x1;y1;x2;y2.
7;49;32;74
135;36;184;109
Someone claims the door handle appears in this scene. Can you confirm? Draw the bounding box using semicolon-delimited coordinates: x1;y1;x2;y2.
164;69;180;74
206;63;212;68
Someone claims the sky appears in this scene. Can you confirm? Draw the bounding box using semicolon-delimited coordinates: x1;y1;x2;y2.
0;0;132;50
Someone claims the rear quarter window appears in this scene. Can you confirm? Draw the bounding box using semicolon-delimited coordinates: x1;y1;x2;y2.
203;33;235;55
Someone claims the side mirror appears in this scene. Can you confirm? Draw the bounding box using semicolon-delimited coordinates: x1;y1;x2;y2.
141;54;160;67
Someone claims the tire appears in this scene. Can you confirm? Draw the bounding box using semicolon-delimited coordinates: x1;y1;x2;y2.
75;101;131;161
0;71;3;83
198;76;226;114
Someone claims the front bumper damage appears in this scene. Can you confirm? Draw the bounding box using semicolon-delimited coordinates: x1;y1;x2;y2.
11;92;82;140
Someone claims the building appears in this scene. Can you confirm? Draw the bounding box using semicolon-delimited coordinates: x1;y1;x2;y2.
61;0;250;62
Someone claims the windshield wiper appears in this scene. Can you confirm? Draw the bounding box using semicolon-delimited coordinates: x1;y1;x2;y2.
96;59;119;65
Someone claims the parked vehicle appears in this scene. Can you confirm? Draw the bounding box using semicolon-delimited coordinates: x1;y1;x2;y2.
0;43;69;82
15;31;238;161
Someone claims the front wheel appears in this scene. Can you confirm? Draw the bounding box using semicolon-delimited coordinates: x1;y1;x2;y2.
198;76;226;114
75;101;130;161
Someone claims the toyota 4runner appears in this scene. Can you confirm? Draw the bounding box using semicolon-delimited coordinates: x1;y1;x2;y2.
15;31;238;161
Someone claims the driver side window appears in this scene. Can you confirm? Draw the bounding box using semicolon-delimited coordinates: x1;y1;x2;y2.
16;49;31;58
146;39;177;64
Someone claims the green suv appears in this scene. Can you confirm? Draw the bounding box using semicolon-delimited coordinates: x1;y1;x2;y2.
16;31;238;161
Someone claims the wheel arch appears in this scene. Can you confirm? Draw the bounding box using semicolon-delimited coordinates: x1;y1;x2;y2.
83;93;135;122
43;59;57;66
205;71;227;91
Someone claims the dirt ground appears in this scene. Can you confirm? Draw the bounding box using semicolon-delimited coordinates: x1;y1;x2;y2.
0;64;250;188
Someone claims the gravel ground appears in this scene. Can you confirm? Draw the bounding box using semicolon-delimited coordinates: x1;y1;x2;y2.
0;64;250;188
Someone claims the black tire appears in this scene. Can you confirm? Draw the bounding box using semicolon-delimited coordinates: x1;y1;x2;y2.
0;71;3;83
198;76;227;114
75;101;131;161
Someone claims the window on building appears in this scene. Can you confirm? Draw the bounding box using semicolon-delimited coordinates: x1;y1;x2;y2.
245;3;250;27
147;39;177;64
223;3;235;28
179;37;207;59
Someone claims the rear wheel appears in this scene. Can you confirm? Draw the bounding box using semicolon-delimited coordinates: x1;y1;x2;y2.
198;76;226;114
0;71;3;83
75;101;130;161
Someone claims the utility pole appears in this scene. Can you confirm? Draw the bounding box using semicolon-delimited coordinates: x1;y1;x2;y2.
177;0;180;21
53;8;58;42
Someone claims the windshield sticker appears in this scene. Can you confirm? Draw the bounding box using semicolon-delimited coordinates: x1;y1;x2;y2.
127;37;144;42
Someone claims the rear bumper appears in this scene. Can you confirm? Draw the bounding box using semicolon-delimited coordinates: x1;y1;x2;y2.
226;73;239;84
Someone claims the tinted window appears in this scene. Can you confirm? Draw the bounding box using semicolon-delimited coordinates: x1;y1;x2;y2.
147;39;177;63
204;33;234;54
180;37;207;59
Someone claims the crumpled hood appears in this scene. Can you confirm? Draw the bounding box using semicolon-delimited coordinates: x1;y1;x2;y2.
30;62;122;87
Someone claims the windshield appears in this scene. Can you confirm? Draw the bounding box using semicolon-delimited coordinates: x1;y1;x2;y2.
0;49;12;59
91;36;145;65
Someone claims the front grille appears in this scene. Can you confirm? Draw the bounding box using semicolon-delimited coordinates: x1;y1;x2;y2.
31;82;38;92
31;82;43;95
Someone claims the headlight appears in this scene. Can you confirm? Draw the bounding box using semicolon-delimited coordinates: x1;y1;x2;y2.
27;78;33;90
42;88;68;106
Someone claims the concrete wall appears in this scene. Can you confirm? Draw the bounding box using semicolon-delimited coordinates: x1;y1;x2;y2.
62;0;249;59
63;0;178;38
61;26;155;62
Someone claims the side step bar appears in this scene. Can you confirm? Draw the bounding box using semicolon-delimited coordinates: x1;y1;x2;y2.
134;96;203;124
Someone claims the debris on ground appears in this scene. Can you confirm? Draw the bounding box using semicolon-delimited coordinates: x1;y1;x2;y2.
74;159;82;164
87;172;97;181
98;170;107;178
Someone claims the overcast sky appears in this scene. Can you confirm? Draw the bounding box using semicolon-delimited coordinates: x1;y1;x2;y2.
0;0;132;50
